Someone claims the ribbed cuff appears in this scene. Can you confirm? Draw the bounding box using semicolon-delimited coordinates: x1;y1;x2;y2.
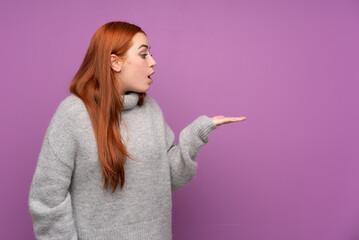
191;115;217;143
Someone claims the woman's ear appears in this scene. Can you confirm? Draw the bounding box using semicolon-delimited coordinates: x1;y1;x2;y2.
110;54;122;72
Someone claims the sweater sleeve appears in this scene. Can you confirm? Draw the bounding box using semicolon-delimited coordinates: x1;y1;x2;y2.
165;115;217;191
28;105;78;240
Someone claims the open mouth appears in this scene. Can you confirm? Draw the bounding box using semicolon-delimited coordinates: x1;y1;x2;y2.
148;72;155;79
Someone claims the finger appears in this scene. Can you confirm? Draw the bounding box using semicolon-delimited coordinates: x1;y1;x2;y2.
229;117;246;121
224;117;246;123
236;117;246;121
234;116;246;119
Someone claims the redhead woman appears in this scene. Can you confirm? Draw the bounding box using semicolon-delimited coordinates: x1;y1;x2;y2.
28;21;246;240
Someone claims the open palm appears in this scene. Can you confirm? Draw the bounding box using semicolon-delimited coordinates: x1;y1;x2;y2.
210;115;247;126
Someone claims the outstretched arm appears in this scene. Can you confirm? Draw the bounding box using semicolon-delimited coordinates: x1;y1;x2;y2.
165;114;247;191
165;115;217;191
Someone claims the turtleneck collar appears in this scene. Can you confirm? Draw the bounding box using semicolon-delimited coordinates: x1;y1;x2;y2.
122;92;139;110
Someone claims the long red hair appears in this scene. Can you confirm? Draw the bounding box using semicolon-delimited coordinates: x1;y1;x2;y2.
69;21;146;193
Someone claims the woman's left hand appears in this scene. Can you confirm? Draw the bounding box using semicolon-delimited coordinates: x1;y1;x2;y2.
210;115;247;127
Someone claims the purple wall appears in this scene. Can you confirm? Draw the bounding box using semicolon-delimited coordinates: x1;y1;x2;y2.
1;0;358;239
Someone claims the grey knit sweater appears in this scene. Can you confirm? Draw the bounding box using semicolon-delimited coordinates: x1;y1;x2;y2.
28;92;217;240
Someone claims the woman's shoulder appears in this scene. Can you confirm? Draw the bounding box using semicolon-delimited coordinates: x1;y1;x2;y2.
49;94;89;129
42;94;84;142
55;94;87;116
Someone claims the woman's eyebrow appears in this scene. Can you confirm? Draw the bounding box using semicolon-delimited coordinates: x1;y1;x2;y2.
138;44;151;50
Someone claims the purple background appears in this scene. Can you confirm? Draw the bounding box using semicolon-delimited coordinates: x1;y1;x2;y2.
1;0;358;239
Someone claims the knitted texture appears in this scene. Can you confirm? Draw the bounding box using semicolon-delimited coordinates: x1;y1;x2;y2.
29;92;217;240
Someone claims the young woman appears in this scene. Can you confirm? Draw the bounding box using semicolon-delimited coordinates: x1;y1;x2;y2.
28;21;246;240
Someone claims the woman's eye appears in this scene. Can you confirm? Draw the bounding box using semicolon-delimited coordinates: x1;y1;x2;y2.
141;54;153;59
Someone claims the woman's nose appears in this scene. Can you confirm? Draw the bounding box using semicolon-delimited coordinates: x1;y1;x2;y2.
150;55;156;67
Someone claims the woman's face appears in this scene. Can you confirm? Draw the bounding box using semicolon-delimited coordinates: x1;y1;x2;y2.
114;32;157;95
